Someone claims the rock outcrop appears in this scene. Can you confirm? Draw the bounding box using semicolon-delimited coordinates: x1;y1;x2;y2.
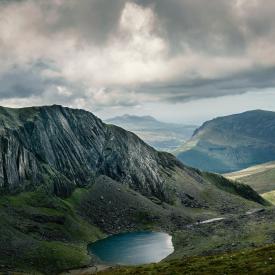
0;105;180;200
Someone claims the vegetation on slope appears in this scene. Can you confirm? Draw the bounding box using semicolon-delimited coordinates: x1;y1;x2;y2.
202;172;270;206
224;161;275;194
0;177;273;274
171;208;275;258
262;191;275;205
0;190;104;274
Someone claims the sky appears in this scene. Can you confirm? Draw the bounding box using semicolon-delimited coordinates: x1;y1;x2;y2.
1;0;275;124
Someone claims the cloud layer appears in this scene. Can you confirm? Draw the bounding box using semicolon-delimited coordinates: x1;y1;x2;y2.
1;0;275;112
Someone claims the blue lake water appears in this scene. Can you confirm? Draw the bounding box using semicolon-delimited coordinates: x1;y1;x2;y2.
88;231;174;265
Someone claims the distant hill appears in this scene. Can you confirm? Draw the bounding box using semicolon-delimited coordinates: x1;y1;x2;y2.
175;110;275;173
105;114;197;152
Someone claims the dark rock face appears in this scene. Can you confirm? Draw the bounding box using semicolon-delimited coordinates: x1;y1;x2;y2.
0;105;181;200
0;105;266;209
176;110;275;173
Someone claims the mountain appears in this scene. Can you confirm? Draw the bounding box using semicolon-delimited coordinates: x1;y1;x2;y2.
175;110;275;173
0;105;264;208
224;161;275;204
0;105;269;274
105;114;197;151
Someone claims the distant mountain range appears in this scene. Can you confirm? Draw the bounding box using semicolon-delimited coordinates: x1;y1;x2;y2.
175;110;275;173
105;114;197;152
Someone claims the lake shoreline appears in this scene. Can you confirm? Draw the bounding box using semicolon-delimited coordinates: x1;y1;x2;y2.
88;231;174;266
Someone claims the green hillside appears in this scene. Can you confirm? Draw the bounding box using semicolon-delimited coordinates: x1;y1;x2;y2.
175;110;275;173
224;161;275;193
224;161;275;205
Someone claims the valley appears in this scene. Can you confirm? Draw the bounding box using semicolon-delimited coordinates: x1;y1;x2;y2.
0;106;274;274
106;114;197;152
2;0;275;273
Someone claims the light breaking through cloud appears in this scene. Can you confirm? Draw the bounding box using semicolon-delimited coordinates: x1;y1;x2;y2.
0;0;275;121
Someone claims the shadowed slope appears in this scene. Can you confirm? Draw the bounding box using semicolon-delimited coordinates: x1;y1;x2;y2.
176;110;275;173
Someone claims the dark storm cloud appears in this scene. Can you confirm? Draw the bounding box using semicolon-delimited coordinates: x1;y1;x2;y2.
135;0;246;55
0;63;55;98
136;0;275;55
41;0;127;45
0;61;77;102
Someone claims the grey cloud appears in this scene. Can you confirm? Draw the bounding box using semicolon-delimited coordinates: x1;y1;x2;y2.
135;0;246;55
139;65;275;103
0;61;72;99
0;0;127;46
29;0;127;45
1;0;275;109
0;66;48;99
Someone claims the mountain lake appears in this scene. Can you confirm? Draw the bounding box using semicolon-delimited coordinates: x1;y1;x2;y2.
88;231;174;265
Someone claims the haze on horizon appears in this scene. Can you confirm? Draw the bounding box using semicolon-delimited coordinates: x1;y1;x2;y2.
1;0;275;124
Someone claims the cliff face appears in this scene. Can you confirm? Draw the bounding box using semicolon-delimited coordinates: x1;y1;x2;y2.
0;105;180;199
0;105;266;209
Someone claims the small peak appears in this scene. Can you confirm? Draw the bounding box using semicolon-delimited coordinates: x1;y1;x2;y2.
109;114;157;122
41;104;64;110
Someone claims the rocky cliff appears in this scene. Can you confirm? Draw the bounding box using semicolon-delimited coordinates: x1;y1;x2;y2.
0;105;177;199
0;105;266;209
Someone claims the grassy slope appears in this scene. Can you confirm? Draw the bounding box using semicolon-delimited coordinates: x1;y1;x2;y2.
99;244;275;275
0;190;105;274
202;172;270;206
0;176;199;274
263;191;275;205
224;161;275;194
0;174;272;274
170;208;275;259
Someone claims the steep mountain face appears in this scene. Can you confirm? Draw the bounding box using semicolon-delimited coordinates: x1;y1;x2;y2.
106;114;197;152
0;106;176;200
0;106;266;208
175;110;275;173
